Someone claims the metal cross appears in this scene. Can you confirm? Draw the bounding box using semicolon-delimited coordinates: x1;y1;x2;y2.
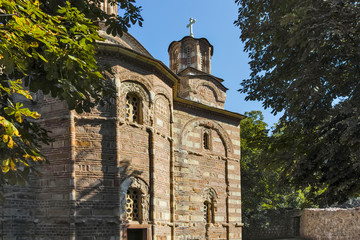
186;18;196;37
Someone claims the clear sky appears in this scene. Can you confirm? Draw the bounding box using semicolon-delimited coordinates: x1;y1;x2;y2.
128;0;281;127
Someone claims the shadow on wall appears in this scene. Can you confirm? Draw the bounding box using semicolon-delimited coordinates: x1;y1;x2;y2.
75;120;143;239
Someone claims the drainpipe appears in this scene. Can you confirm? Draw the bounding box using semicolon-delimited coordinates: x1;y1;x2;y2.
169;106;175;240
115;77;122;239
146;127;155;240
69;110;76;240
225;154;230;239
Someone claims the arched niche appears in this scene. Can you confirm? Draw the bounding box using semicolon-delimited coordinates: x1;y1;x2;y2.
117;72;153;93
154;94;171;132
180;118;233;157
194;81;224;103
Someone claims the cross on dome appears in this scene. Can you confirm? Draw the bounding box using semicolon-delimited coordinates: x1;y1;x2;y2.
186;18;196;37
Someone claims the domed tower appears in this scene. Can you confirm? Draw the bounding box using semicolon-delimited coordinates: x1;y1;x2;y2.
168;21;227;109
168;36;213;74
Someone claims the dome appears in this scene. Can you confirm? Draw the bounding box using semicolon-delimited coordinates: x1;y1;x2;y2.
98;27;152;58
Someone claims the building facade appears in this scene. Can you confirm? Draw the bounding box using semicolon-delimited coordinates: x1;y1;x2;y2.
0;9;244;240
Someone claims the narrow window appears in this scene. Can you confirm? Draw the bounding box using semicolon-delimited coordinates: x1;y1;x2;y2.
173;50;179;72
202;52;206;71
203;131;210;150
126;93;140;123
186;47;191;66
173;52;177;71
126;188;141;221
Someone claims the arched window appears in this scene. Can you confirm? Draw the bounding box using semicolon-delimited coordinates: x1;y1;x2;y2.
203;188;217;224
126;188;141;221
126;93;141;123
203;129;211;150
120;177;150;224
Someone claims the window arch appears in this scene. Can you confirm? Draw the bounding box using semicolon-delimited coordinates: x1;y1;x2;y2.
125;93;141;123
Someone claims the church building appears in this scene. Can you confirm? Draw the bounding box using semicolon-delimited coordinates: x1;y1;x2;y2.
0;4;244;240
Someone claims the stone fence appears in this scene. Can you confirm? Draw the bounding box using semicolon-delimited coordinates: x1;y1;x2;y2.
243;209;301;240
301;207;360;240
243;207;360;240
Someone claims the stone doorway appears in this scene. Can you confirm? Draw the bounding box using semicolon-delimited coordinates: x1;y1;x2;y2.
126;228;148;240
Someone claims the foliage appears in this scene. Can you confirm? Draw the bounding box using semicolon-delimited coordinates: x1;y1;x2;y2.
235;0;360;205
0;0;124;187
41;0;143;36
241;111;309;227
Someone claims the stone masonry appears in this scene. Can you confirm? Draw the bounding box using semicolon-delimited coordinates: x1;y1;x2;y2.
300;208;360;240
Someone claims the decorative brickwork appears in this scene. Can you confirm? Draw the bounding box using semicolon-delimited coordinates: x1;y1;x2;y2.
197;85;217;103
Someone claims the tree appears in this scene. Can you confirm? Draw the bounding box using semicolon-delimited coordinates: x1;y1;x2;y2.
40;0;143;36
235;0;360;205
0;0;142;187
241;111;310;228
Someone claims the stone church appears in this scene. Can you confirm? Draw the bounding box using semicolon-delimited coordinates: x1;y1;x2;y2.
0;4;244;240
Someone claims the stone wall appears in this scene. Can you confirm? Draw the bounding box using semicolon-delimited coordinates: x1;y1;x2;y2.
301;208;360;240
242;209;300;240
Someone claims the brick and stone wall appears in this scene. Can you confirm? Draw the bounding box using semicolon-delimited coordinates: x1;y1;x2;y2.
301;208;360;240
173;103;242;240
0;93;73;240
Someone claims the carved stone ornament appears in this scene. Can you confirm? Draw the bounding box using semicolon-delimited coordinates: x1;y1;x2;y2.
119;176;150;223
202;187;218;204
118;72;153;93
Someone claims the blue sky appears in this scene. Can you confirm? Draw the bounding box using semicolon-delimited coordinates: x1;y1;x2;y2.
129;0;281;127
